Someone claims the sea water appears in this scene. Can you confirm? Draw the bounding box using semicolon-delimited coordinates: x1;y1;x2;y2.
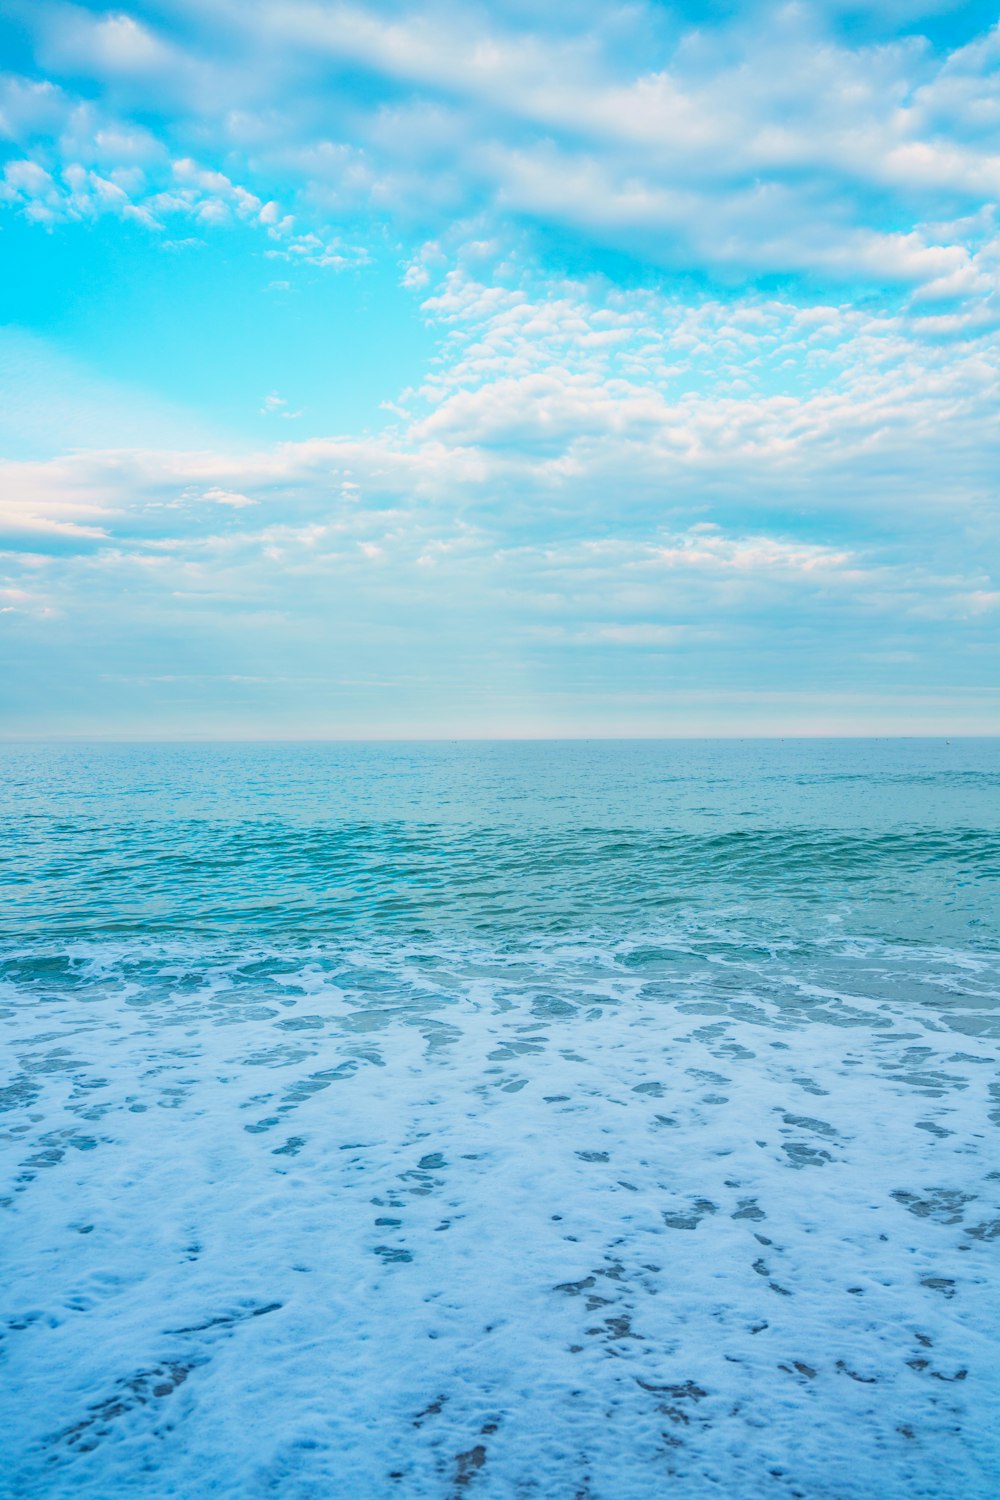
1;739;998;1498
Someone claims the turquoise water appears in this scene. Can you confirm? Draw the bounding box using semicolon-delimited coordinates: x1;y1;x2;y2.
5;739;998;943
1;740;998;1497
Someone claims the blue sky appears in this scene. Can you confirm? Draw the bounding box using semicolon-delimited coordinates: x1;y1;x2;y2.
1;0;998;736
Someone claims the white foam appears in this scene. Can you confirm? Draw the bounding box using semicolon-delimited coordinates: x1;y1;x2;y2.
1;926;998;1498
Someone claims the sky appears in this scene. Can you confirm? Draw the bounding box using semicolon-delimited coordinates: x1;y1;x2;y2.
1;0;998;738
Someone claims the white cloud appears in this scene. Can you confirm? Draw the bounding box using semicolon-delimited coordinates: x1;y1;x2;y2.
201;486;256;508
1;4;998;731
2;4;999;293
2;401;995;732
259;393;302;419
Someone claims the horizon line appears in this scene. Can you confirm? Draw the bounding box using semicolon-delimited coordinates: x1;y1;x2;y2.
0;733;995;745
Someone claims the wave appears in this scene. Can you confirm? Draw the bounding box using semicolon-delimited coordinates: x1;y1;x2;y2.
2;817;997;943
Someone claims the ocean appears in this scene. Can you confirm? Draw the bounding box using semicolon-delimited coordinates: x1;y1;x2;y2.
1;739;998;1498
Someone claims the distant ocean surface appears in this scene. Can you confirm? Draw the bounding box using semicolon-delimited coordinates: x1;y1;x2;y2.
2;739;998;1499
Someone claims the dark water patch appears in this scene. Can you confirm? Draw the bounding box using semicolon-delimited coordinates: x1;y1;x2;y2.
48;1360;204;1458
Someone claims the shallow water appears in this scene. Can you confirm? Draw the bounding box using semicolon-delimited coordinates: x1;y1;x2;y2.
1;740;998;1498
